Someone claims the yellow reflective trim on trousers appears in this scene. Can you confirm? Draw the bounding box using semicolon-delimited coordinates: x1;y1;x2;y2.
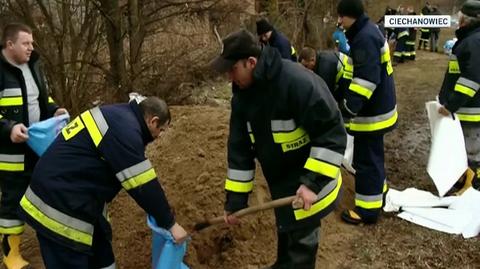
48;97;55;104
383;183;388;193
457;113;480;122
121;168;156;190
0;97;23;106
272;127;307;143
350;111;398;132
249;134;255;143
0;225;24;235
455;84;476;97
449;61;460;74
0;162;24;172
355;199;383;209
291;46;296;55
20;196;93;246
80;111;103;147
304;158;340;179
349;83;373;99
225;179;254;193
294;175;342;220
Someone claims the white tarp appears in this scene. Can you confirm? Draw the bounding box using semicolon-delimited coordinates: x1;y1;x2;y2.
385;187;480;238
425;101;468;197
342;134;356;174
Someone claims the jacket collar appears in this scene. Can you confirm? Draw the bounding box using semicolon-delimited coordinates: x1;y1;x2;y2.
129;100;154;145
455;22;480;41
345;14;370;42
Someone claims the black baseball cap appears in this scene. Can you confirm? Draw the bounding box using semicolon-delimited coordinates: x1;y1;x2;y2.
210;29;262;73
462;0;480;17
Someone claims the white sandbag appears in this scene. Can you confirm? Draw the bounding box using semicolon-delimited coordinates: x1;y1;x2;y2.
425;101;468;197
383;188;458;212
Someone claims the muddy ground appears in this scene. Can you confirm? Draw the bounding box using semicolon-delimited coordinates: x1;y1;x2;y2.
21;35;480;268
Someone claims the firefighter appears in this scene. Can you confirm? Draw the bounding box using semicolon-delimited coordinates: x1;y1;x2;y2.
0;23;67;269
438;0;480;192
256;18;297;61
298;46;352;103
336;0;397;225
393;6;410;64
210;29;346;269
19;96;187;268
406;6;418;61
418;2;432;50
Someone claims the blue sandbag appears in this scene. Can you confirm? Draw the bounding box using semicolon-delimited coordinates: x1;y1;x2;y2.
27;114;70;156
147;216;189;269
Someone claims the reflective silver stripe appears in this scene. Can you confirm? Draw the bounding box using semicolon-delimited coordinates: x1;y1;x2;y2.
457;77;480;91
316;178;338;199
2;88;22;97
227;168;254;182
355;193;383;202
380;42;389;54
0;219;23;227
352;106;397;124
449;54;457;60
457;107;480;114
347;56;353;66
116;160;152;182
90;107;109;136
271;119;296;132
98;262;116;269
352;77;377;91
246;122;252;132
309;147;343;166
102;204;108;219
24;187;94;235
0;154;24;163
337;52;347;71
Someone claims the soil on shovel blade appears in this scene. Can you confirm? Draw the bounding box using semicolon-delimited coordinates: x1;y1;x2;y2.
20;50;480;268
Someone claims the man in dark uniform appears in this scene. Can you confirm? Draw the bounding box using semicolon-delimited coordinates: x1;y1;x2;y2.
438;0;480;192
256;18;297;61
210;29;346;269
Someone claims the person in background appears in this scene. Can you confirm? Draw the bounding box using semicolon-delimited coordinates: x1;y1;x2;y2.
256;18;297;61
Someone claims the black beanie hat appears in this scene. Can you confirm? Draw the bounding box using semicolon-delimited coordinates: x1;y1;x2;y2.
337;0;365;18
256;18;274;35
462;0;480;17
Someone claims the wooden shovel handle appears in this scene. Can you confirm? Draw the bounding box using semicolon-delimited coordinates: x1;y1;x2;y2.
193;195;303;232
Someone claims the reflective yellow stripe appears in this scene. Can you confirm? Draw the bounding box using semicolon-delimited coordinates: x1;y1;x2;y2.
225;179;254;193
457;113;480;122
355;199;383;209
0;114;3;119
0;163;24;172
383;183;388;193
249;134;255;143
350;111;398;132
291;46;296;55
80;111;103;147
20;196;93;246
281;134;310;152
304;158;340;179
455;84;476;97
393;51;403;57
62;116;85;141
0;97;23;106
294;175;342;220
398;31;409;38
0;226;24;234
48;96;55;104
343;57;353;80
272;127;307;143
349;83;373;99
121;168;156;190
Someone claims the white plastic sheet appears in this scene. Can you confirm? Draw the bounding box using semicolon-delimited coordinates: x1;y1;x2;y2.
425;101;468;197
342;134;356;174
385;187;480;238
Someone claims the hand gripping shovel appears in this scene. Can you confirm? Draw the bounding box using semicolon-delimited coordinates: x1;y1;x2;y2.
193;195;304;232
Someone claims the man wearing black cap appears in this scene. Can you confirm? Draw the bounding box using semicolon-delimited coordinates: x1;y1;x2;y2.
210;29;346;269
438;0;480;192
256;18;297;61
336;0;397;225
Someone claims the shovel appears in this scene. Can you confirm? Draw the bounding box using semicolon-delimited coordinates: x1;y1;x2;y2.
193;195;304;232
